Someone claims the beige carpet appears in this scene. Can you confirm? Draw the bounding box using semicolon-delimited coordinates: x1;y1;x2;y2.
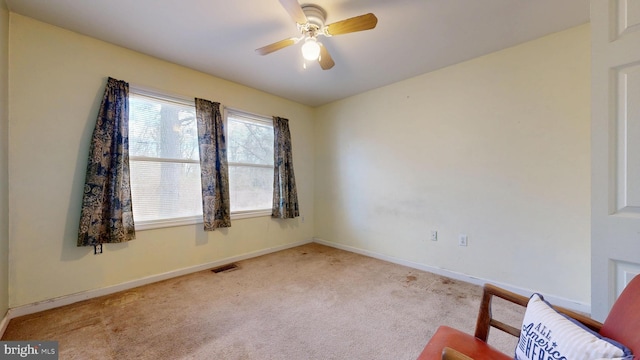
2;243;524;359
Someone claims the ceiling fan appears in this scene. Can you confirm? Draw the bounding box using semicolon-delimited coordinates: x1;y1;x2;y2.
255;0;378;70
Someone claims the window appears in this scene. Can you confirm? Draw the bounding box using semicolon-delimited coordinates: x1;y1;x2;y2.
129;92;202;228
226;110;274;213
128;89;274;230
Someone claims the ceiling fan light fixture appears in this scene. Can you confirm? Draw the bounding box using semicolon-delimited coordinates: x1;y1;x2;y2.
256;1;377;70
301;38;321;61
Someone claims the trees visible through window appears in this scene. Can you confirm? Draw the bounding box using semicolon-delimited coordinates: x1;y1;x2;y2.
227;110;274;213
128;90;275;229
129;93;201;225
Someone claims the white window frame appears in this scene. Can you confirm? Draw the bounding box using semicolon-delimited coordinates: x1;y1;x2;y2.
128;86;274;231
225;108;274;218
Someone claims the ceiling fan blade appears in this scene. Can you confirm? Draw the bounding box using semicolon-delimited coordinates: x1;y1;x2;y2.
318;43;335;70
279;0;308;25
255;38;298;56
324;13;378;36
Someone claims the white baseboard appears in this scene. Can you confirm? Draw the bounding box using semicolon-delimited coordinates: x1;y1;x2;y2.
6;237;590;322
313;237;591;314
8;238;313;319
0;310;9;338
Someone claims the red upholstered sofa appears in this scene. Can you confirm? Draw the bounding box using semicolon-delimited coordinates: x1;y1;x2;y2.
417;275;640;360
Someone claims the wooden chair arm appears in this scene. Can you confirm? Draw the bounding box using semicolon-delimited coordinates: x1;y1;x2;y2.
441;347;473;360
474;283;603;342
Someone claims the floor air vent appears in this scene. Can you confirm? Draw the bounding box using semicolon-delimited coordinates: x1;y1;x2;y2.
211;263;239;273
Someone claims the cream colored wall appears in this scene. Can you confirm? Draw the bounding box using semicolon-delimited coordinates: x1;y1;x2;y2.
7;12;590;309
0;1;9;317
314;25;591;304
8;14;314;307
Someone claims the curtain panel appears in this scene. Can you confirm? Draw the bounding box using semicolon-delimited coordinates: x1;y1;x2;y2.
272;116;299;219
195;98;231;230
77;77;135;246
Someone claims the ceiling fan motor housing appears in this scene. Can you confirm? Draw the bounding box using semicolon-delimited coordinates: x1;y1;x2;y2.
301;4;326;29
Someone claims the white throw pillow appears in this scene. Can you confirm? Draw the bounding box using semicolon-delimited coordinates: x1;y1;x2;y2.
514;294;632;360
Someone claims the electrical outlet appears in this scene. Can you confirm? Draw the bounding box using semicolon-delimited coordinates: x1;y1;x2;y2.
94;244;103;255
430;230;438;241
458;234;468;247
301;215;305;223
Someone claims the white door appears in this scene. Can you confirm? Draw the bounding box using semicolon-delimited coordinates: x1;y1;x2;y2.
591;0;640;321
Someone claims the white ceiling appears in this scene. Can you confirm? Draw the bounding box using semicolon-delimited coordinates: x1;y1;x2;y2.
6;0;590;107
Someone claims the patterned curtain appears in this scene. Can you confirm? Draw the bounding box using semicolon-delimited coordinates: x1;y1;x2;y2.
195;98;231;230
272;116;299;219
77;77;135;246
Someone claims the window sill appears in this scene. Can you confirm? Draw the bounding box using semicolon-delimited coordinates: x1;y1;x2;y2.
134;209;272;231
231;209;272;220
